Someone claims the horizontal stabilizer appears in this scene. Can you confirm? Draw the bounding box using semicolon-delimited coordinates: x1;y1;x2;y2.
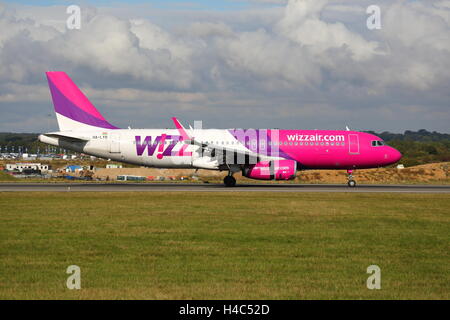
41;132;89;142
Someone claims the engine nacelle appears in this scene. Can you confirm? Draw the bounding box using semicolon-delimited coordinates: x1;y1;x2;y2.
244;160;297;180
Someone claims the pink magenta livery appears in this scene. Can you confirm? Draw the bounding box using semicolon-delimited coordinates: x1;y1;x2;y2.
40;72;402;187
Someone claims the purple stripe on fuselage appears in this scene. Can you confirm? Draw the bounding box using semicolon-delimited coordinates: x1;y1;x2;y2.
48;80;118;129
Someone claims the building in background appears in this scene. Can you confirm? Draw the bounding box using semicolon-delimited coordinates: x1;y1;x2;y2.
106;164;123;169
5;163;50;173
65;165;83;173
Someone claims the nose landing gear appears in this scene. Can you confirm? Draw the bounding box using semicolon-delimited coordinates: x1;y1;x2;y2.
347;169;356;187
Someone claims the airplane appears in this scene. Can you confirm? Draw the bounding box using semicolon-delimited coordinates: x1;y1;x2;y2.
39;72;402;187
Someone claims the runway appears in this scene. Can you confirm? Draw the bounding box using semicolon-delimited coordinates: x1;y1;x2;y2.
0;183;449;193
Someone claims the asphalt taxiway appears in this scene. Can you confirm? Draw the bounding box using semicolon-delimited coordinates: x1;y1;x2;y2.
0;183;449;193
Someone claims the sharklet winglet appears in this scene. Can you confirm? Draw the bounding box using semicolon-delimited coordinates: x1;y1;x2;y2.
171;117;190;140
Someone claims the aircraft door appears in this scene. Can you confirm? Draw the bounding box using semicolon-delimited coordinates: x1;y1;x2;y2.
348;134;360;154
110;134;121;153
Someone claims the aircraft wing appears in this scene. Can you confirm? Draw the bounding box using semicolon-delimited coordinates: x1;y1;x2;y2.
171;117;280;165
185;138;261;164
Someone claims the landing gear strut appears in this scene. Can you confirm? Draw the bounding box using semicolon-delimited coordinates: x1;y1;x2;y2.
347;169;356;187
224;174;236;187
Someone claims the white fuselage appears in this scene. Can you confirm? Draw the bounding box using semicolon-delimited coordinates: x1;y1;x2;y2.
39;128;271;170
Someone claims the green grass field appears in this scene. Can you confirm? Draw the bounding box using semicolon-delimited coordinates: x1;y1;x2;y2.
0;171;17;181
0;192;449;299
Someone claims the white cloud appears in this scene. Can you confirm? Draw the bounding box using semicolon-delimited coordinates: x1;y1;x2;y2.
0;0;449;132
276;0;380;61
215;29;322;87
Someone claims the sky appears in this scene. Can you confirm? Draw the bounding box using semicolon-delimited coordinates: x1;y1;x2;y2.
0;0;449;133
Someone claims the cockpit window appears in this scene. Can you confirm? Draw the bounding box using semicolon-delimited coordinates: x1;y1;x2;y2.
371;140;385;147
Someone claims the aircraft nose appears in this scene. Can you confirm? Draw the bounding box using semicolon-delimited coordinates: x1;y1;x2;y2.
389;147;402;164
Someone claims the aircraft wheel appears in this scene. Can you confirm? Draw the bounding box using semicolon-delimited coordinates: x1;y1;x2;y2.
348;180;356;187
224;175;236;187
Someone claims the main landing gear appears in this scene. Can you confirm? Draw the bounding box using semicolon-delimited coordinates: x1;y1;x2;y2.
347;169;356;187
224;174;236;187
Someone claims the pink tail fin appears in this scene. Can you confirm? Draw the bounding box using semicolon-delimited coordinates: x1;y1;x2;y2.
46;71;118;131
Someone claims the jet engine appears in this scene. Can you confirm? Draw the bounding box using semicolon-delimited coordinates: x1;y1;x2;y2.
243;160;297;180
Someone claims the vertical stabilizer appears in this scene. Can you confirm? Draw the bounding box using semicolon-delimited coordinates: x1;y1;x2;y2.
46;72;118;131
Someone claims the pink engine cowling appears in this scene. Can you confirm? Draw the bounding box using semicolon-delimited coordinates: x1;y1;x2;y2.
244;160;297;180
